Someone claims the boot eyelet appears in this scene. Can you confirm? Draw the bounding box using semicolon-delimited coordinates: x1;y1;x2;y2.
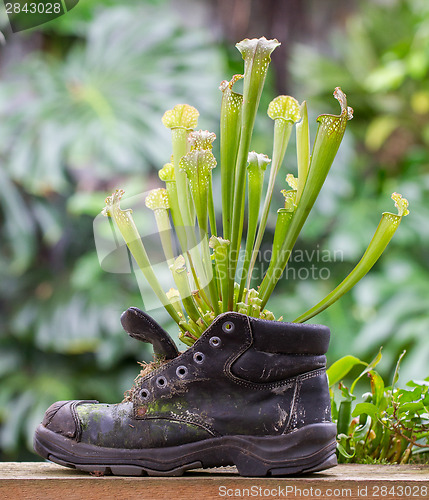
193;352;205;364
222;321;235;333
139;388;150;400
156;376;168;388
176;366;188;378
209;336;221;348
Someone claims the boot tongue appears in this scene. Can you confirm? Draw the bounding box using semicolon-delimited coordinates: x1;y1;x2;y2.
120;307;179;360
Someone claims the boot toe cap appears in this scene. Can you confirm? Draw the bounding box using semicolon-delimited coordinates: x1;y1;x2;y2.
42;401;79;439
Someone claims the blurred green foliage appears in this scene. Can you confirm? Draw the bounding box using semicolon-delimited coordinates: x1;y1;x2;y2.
0;1;224;460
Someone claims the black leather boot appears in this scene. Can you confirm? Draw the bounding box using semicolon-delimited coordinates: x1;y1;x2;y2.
34;308;336;476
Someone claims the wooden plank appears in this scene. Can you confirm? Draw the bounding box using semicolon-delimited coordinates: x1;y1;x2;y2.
0;462;428;500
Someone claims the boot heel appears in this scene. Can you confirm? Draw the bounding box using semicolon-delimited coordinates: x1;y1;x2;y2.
267;450;337;476
232;423;337;477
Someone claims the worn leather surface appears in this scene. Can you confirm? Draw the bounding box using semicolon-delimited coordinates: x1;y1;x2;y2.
231;350;327;382
77;402;212;448
43;400;98;439
42;312;332;449
131;313;331;440
249;317;330;354
120;307;179;360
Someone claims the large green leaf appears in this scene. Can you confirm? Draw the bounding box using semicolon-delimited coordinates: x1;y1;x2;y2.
352;402;379;419
327;355;366;387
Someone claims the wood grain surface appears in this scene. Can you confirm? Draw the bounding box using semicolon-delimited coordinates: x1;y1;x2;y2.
1;462;428;499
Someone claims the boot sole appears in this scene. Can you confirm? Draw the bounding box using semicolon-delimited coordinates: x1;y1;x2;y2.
34;422;337;477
